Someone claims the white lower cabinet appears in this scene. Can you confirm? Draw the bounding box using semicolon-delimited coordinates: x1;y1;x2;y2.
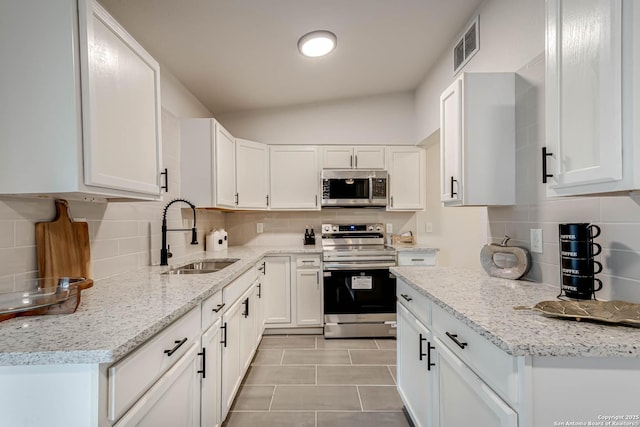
263;256;292;325
114;343;201;427
200;318;221;427
295;255;322;326
397;303;435;427
435;337;517;427
220;293;243;420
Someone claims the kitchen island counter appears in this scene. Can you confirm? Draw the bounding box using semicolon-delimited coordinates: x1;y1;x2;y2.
0;245;321;366
392;266;640;358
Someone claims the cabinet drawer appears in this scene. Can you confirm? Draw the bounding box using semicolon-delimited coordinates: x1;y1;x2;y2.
223;267;256;305
397;252;437;266
201;291;224;331
397;279;431;326
108;306;200;422
432;304;519;405
296;256;321;269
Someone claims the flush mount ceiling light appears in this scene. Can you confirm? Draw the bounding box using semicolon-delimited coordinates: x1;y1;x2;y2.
297;30;337;58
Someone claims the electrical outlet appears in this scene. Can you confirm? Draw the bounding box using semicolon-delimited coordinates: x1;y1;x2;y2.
530;229;543;253
425;222;433;233
386;223;393;234
256;223;264;233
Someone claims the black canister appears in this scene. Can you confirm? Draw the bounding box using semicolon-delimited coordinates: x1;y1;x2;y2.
558;223;602;299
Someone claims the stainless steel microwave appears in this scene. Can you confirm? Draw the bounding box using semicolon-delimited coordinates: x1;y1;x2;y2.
321;170;388;207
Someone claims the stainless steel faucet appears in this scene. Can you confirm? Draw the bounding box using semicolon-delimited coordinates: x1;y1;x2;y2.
161;198;198;266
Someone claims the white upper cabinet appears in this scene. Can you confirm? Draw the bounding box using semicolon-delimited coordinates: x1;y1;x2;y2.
321;146;385;169
387;147;426;211
180;119;236;208
0;0;162;201
440;73;515;207
269;146;320;210
544;0;640;196
236;139;269;210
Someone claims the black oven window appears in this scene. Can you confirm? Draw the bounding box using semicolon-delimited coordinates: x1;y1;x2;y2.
323;269;396;314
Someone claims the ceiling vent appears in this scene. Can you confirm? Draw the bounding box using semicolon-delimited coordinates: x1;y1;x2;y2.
453;16;480;75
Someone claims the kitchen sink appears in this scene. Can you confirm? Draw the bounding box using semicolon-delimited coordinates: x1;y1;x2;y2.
162;258;239;275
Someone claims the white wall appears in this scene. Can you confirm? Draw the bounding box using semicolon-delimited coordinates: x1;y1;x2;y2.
216;91;416;145
414;0;545;141
160;67;212;119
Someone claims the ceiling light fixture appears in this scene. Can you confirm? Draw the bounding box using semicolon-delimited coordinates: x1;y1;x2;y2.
297;30;337;58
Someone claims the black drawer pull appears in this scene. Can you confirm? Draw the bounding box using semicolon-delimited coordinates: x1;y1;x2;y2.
542;146;554;183
164;338;187;356
258;283;262;298
212;303;225;313
411;259;425;262
220;322;227;347
446;332;468;349
419;333;427;361
198;347;206;378
427;342;435;371
450;176;458;197
400;294;412;302
242;297;249;318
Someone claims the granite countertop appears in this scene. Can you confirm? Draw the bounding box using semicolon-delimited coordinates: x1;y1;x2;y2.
0;245;321;366
390;244;439;253
391;266;640;358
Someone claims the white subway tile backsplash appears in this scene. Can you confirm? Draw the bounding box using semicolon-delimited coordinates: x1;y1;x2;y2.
0;221;14;248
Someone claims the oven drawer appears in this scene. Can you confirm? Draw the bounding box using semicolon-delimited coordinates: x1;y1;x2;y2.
396;278;431;326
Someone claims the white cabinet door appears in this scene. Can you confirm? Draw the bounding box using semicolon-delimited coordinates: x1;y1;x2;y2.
269;146;320;210
439;73;515;206
321;146;385;169
263;256;292;325
236;139;269;209
435;337;517;427
114;343;200;427
215;123;237;208
81;1;161;197
321;146;354;169
387;147;425;211
253;277;266;345
201;320;221;427
545;0;626;196
296;270;322;326
239;284;257;373
354;146;385;169
397;303;435;427
220;297;242;420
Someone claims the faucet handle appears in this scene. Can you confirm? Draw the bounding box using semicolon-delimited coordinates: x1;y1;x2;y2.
167;244;173;259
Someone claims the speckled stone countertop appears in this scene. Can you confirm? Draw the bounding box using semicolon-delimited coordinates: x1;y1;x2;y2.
391;266;640;358
390;245;439;253
0;245;321;366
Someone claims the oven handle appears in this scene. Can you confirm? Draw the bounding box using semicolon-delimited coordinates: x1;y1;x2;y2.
323;262;396;270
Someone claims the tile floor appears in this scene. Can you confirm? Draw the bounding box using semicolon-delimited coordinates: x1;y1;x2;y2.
222;334;411;427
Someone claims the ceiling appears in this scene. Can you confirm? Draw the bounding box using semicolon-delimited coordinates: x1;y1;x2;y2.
99;0;483;115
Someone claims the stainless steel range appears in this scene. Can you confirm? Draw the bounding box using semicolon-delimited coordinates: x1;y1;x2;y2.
321;223;397;338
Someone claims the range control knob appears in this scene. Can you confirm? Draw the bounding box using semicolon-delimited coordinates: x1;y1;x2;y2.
375;225;382;232
368;225;374;231
332;226;338;232
323;225;331;232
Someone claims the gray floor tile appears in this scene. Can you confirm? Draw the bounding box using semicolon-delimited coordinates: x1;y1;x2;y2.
389;365;397;383
252;349;283;365
223;411;315;427
317;338;378;349
317;365;395;385
271;385;361;410
282;349;351;365
259;335;317;349
242;365;316;385
375;338;398;350
350;349;396;365
229;386;274;411
358;385;404;410
317;411;411;427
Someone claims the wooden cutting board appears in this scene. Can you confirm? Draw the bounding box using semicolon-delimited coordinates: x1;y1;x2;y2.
36;199;92;281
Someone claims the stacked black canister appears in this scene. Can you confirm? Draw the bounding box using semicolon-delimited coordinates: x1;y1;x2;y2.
559;223;602;300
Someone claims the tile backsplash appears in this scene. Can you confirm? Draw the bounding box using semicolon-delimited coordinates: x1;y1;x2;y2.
488;53;640;303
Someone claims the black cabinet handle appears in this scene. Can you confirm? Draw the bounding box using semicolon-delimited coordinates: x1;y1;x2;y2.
419;333;427;361
542;146;554;183
427;342;435;371
242;297;249;318
257;283;262;298
198;347;206;378
350;155;353;168
160;168;169;192
400;294;412;302
235;193;239;205
266;195;269;206
212;303;225;313
220;322;227;348
164;338;187;356
450;176;458;197
446;332;468;349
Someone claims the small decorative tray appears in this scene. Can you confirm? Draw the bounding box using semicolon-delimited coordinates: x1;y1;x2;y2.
0;277;93;322
514;300;640;326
